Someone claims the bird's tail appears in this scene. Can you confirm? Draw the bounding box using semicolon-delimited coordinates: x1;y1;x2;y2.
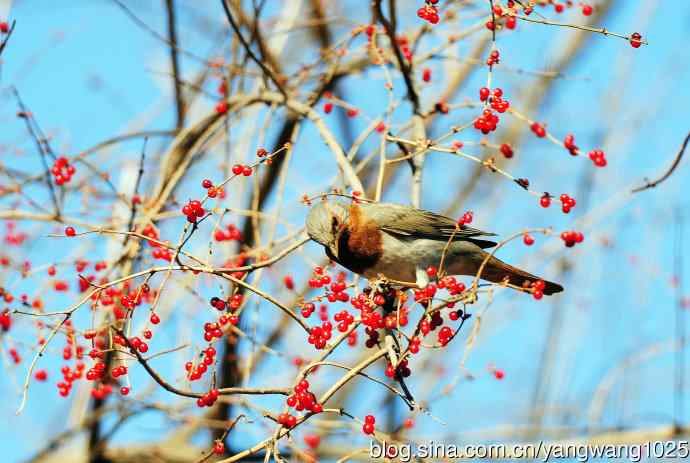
478;254;563;295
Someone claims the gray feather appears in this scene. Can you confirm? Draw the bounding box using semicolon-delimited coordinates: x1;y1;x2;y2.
360;202;497;247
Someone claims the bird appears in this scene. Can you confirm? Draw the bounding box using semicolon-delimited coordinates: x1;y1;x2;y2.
305;199;563;295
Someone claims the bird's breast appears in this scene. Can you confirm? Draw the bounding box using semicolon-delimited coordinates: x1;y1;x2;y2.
332;206;384;275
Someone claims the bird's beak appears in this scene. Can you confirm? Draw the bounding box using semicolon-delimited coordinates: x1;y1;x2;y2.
330;223;347;259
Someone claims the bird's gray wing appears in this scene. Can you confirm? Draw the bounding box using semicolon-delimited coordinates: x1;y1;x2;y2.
361;203;497;248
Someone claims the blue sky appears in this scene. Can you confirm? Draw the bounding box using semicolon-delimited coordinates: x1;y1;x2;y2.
1;1;690;461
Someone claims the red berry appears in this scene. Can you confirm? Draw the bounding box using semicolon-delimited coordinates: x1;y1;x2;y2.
0;22;9;34
304;434;321;449
213;442;225;455
523;233;534;246
422;68;432;82
539;194;551;208
582;4;593;16
65;226;76;237
202;179;213;189
362;422;375;434
232;164;243;175
215;101;228;114
629;32;642;48
479;87;490;101
120;386;130;395
500;143;513;158
286;414;297;428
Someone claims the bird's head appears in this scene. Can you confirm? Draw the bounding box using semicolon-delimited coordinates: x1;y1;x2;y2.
305;199;349;256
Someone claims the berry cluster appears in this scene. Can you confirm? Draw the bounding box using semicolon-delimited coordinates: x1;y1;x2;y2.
531;122;546;138
490;88;510;112
474;108;499;134
408;336;422;354
307;266;332;288
196;388;219;407
300;302;315;318
564;134;579;155
203;320;225;342
91;383;114;400
560;230;585;247
228;293;243;311
486;49;500;66
213;223;242;242
277;412;298;429
181;200;205;223
416;1;439;25
334;309;355;332
385;359;412;378
185;347;217;381
232;164;253;176
111;365;128;379
588;149;607;167
486;4;517;31
529;280;547;300
362;414;376;435
438;276;467;296
51;157;76;185
58;363;86;397
142;223;159;244
413;284;438;304
85;362;107;382
307;322;332;350
286;379;323;414
419;311;444;335
209;296;226;311
326;280;349;303
559;193;577;213
152;247;173;262
213;442;225;455
201;178;224;198
459;211;473;225
438;325;454;346
127;336;149;353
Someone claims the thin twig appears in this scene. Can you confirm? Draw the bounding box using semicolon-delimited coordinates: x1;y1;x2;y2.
632;131;689;193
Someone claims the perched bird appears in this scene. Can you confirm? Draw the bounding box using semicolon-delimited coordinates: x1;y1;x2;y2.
305;199;563;295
